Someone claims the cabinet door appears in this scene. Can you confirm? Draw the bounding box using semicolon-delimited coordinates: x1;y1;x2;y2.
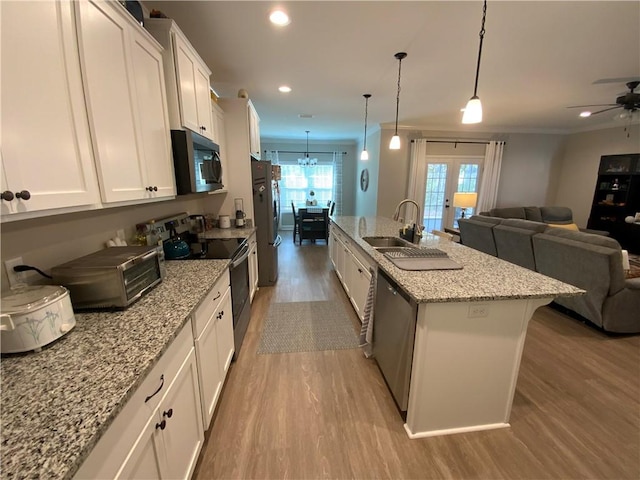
130;28;175;199
174;34;200;133
161;349;204;480
216;289;235;374
195;64;214;138
336;237;348;288
1;1;99;214
248;101;261;159
76;0;146;203
195;307;223;430
350;255;372;321
116;413;165;480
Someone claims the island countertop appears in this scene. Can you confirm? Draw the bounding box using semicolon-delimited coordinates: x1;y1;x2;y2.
0;259;230;480
331;216;583;303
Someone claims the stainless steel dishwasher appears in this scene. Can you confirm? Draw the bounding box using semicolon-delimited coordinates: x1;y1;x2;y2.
373;269;418;414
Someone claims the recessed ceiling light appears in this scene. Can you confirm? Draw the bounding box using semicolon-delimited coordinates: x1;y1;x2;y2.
278;85;292;93
269;9;290;26
580;111;592;118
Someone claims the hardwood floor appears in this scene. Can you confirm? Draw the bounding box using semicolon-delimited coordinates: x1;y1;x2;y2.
194;233;640;479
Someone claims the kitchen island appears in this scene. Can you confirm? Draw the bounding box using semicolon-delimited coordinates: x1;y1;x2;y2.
0;260;229;479
330;216;583;439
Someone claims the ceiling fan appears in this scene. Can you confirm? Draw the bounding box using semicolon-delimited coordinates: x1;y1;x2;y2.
568;80;640;117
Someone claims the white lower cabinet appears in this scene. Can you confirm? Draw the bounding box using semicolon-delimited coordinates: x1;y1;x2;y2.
119;349;203;480
75;270;236;479
346;254;372;321
191;270;233;430
74;321;203;479
330;227;375;322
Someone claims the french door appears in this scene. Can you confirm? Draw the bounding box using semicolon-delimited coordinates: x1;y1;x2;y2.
420;156;483;232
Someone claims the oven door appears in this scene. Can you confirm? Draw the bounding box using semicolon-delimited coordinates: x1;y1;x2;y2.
229;242;251;357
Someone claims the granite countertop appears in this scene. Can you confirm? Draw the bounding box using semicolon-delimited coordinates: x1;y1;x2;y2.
0;259;230;480
331;216;584;304
199;225;256;240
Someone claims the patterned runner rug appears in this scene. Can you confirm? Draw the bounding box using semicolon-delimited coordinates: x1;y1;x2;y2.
257;301;359;354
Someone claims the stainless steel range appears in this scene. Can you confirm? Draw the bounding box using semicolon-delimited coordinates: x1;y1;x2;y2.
136;213;251;358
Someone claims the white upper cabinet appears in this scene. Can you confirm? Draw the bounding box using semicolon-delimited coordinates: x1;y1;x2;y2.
145;19;214;141
75;0;175;203
0;0;100;217
248;100;261;160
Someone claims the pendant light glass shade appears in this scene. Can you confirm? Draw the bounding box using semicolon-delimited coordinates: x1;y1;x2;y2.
461;1;487;125
462;96;482;124
361;94;371;160
389;52;407;150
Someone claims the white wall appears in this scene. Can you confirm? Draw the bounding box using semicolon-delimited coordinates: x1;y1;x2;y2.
261;138;357;216
497;133;566;207
0;194;226;292
354;129;380;217
552;124;640;227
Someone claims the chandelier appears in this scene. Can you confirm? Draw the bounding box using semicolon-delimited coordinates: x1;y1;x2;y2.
298;131;318;166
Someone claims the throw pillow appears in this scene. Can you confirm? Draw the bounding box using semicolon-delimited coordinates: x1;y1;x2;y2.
547;223;579;231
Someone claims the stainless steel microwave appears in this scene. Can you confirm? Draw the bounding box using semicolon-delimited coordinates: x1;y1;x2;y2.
170;128;223;195
51;246;162;309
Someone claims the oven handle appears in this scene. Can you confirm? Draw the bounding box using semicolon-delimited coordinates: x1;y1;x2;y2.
230;243;251;269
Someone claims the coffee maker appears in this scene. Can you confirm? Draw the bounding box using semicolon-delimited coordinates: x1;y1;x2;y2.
234;198;246;227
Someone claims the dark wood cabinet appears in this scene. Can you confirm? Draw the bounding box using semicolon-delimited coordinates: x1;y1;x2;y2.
588;154;640;253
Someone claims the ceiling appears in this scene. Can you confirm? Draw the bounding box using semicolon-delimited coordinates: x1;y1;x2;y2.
143;1;640;141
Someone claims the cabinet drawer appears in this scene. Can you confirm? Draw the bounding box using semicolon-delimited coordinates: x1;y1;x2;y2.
192;269;230;338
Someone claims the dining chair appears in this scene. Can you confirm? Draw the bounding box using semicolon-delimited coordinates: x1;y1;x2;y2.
329;201;335;216
327;200;332;207
291;201;300;244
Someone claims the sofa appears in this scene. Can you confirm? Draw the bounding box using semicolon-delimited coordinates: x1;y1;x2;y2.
481;205;608;236
458;215;640;333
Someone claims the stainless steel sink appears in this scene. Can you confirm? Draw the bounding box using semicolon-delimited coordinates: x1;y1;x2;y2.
362;236;411;248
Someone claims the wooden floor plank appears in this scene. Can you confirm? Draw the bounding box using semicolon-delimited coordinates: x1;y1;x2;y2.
194;235;640;479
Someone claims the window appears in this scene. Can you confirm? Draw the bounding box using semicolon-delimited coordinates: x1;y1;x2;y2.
266;150;342;229
280;163;334;209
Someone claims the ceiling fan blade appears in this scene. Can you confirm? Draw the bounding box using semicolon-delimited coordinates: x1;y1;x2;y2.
567;104;617;109
590;106;622;115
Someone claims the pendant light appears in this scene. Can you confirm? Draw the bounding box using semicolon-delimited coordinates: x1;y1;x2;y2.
462;0;487;124
298;130;317;166
360;94;372;160
389;52;407;150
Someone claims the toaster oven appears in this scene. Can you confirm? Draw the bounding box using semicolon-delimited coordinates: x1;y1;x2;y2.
51;246;161;309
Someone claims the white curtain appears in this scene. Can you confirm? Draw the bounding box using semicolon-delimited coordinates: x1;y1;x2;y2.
407;139;428;201
333;152;343;215
476;141;504;213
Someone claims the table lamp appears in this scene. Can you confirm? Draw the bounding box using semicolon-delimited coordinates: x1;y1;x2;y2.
453;192;478;219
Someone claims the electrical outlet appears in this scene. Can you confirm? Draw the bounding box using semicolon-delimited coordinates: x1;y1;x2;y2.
4;257;25;288
468;304;489;318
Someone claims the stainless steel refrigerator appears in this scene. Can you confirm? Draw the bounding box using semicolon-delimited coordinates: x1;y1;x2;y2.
251;160;282;286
